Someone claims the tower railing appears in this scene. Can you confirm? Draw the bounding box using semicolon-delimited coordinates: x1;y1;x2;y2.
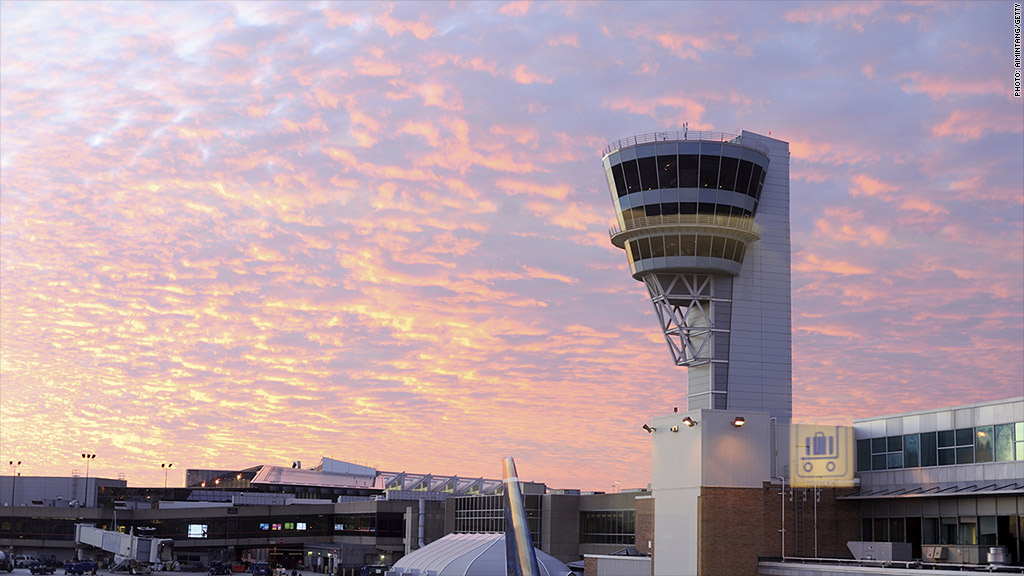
602;131;771;157
609;213;763;238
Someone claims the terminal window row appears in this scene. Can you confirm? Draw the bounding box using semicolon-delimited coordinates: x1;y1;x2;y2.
627;235;748;264
579;510;636;545
856;422;1024;472
608;154;766;199
862;514;1024;549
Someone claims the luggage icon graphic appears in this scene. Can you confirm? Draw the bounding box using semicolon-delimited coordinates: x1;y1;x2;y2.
803;431;839;473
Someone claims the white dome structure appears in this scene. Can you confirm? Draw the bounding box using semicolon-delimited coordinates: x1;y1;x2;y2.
387;533;571;576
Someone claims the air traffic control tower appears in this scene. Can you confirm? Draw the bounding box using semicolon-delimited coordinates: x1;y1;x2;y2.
602;130;792;423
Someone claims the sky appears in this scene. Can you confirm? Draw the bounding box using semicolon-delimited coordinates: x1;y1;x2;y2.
1;1;1022;492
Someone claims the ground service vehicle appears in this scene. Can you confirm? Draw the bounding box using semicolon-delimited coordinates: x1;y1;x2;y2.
64;561;97;575
30;562;56;575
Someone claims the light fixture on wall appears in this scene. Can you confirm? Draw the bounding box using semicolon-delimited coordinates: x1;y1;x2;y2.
682;416;697;427
732;417;746;428
642;424;656;433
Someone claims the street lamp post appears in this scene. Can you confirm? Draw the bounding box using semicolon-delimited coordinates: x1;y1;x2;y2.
162;463;173;489
81;453;96;507
8;461;21;506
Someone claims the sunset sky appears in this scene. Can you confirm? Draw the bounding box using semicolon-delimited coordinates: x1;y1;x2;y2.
1;1;1021;492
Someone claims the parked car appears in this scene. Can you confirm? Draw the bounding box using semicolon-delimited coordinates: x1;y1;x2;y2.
30;562;56;575
251;563;270;576
15;556;38;568
38;556;62;569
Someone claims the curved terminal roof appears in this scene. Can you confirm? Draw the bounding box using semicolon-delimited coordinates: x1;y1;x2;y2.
388;533;570;576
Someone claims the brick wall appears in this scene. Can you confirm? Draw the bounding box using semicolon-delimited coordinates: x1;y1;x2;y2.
696;483;860;576
635;496;654;575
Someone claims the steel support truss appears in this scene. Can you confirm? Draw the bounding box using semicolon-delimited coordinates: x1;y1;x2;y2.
643;273;729;367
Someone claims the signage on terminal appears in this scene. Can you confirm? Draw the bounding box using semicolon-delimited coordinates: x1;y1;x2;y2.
790;424;854;487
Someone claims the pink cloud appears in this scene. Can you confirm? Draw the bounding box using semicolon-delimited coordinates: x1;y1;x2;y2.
653;33;710;60
897;72;1002;99
376;6;434;40
793;252;874;275
499;1;532;17
931;108;1024;142
547;34;579;48
783;1;883;32
849;174;898;199
512;65;554;85
497;179;571;200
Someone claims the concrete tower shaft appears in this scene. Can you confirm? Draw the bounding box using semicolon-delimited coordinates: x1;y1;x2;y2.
603;130;792;421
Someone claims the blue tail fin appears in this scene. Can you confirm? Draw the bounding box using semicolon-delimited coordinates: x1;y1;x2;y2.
503;457;541;576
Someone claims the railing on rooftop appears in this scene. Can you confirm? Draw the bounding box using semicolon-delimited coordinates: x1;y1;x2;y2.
608;213;763;239
602;130;771;157
758;556;1024;573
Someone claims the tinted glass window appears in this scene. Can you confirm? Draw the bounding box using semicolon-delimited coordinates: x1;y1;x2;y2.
735;160;753;196
679;155;699;187
956;446;974;464
699;156;720;189
658;155;678;189
857;439;871;472
711;236;726;258
661;202;679;215
921;431;937;466
871;437;886;453
650;236;665;258
938;430;955;448
622;160;641;194
718;157;739;191
887;435;903;452
748;165;763;198
680;235;696;256
644;203;661;216
723;238;737;261
612;164;627;198
696;235;711;257
637;156;659;191
637;237;651;259
872;453;887;471
904;434;920;468
733;243;746;262
887;453;903;469
680;202;697;215
665;235;680;256
994;424;1014;461
955;428;974;446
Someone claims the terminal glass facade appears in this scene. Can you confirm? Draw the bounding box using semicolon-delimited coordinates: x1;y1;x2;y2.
856;421;1024;472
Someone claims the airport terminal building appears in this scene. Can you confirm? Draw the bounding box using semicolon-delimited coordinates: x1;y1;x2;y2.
3;130;1023;575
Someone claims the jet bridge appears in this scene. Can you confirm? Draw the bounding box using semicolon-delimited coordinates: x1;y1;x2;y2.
74;525;172;571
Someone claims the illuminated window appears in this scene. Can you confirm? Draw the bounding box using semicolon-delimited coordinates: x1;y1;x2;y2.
272;523;282;531
975;426;994;463
259;523;269;531
296;523;307;531
187;524;208;539
1016;422;1024;460
284;523;295;530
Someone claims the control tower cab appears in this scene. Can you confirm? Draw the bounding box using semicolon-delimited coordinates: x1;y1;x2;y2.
603;130;792;421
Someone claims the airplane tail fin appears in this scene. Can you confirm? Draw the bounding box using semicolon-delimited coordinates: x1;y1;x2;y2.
503;457;541;576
